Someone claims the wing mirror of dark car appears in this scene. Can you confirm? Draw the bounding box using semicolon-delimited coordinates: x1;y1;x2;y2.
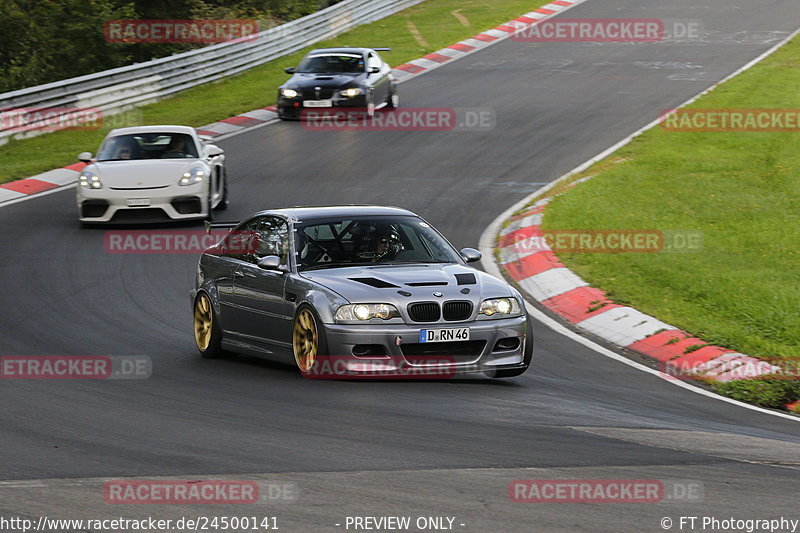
368;66;381;74
78;152;93;163
460;248;482;263
258;255;285;272
205;145;223;157
284;67;296;74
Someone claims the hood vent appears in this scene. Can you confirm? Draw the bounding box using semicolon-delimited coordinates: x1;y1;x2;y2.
349;277;398;288
406;281;448;287
455;273;476;285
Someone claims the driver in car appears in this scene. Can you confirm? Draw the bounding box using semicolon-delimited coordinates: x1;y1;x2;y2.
364;225;403;263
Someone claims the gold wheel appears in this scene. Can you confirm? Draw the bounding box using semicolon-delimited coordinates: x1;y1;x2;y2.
293;308;318;373
194;293;213;351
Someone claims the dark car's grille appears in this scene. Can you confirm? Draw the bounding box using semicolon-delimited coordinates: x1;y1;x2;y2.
401;340;486;357
408;302;440;322
443;301;473;321
301;87;336;99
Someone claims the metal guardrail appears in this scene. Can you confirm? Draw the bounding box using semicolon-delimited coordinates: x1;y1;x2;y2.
0;0;425;145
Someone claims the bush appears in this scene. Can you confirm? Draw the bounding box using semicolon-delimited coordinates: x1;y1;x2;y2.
711;379;800;408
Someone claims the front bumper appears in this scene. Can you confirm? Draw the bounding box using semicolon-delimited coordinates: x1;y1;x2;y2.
315;315;528;378
77;184;209;223
277;94;369;120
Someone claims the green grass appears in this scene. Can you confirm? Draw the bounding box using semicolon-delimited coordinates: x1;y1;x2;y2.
0;0;549;183
542;34;800;361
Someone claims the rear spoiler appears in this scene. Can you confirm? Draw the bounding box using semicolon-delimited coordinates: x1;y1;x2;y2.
372;47;391;52
204;220;239;235
198;134;217;143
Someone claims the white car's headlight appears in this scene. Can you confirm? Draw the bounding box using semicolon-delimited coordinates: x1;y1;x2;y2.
79;171;102;189
479;298;521;318
178;167;204;186
335;303;400;321
340;88;364;97
281;88;299;98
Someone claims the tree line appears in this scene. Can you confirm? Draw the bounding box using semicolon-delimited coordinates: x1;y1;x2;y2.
1;0;340;93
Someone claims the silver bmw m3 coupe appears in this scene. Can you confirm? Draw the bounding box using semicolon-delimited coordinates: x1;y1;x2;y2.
190;205;532;378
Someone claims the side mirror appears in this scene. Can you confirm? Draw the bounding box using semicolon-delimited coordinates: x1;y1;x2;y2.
257;255;284;271
78;152;93;163
368;66;381;74
205;145;224;157
284;67;296;74
460;248;482;263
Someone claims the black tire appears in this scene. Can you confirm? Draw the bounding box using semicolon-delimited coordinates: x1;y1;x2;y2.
486;314;534;378
194;292;225;359
291;304;329;375
216;169;229;211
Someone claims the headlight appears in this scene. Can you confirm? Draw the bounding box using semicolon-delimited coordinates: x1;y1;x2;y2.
335;303;400;321
340;88;364;97
178;167;204;186
78;171;102;189
281;88;299;98
479;298;521;317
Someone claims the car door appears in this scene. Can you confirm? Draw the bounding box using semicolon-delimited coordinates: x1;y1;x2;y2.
232;216;293;351
216;218;259;335
366;52;389;105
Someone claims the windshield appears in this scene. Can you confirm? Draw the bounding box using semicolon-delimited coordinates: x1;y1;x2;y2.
296;54;365;74
96;133;199;161
296;217;462;271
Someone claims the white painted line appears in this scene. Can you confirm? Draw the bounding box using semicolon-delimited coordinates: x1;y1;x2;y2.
482;29;509;39
576;307;673;347
432;47;466;58
459;38;489;49
0;188;25;202
198;121;243;134
518;267;588;301
408;57;441;70
34;168;80;186
239;109;277;121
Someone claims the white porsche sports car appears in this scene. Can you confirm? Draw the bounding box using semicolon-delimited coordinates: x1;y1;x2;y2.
76;125;228;224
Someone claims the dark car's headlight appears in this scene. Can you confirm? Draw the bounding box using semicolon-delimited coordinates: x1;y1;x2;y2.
79;171;102;189
335;303;400;321
281;88;299;98
479;298;521;318
340;88;364;97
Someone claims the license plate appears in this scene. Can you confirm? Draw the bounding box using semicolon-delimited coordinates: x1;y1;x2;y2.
127;198;150;207
419;328;470;343
304;100;333;108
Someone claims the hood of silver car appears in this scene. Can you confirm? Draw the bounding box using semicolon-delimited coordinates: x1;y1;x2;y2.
301;263;514;304
88;159;203;189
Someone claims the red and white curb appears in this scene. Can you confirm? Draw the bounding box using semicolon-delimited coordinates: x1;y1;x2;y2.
496;186;782;383
0;162;86;204
0;0;586;204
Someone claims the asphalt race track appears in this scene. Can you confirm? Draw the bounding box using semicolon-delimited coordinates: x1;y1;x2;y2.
2;1;799;531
